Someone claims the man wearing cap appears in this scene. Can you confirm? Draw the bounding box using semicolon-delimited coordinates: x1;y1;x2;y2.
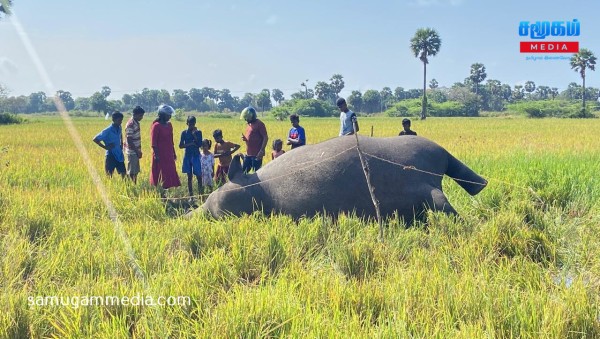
337;97;359;136
240;107;268;173
399;118;417;136
124;105;145;183
149;104;181;189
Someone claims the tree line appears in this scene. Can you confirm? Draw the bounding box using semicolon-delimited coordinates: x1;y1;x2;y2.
0;15;597;118
0;74;342;115
0;72;597;117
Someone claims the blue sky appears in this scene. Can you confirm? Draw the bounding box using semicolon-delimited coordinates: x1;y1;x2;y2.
1;0;599;99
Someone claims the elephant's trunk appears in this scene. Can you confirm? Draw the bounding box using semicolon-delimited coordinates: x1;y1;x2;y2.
446;153;487;195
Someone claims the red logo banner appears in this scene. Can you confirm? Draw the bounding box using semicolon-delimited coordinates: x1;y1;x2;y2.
520;41;579;53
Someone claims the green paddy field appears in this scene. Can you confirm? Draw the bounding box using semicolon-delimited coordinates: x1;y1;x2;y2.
1;115;600;337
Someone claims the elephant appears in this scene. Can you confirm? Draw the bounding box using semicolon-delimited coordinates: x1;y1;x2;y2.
198;135;487;223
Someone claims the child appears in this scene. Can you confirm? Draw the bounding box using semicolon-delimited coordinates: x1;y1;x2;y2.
271;139;285;160
200;139;215;191
93;111;126;178
213;129;241;186
179;116;203;197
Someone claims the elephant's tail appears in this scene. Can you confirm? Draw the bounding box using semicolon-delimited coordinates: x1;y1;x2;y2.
446;153;487;196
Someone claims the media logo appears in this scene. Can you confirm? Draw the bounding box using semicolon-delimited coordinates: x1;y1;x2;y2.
519;19;580;54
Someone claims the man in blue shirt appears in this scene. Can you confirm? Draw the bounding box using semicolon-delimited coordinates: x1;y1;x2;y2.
337;97;359;136
179;116;203;198
93;111;126;177
286;114;306;149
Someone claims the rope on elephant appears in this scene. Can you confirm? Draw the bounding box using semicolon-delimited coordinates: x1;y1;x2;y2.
352;128;384;243
159;193;211;202
361;151;543;202
162;146;542;212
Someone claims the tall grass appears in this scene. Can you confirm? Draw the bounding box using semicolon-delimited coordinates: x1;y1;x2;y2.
0;116;599;337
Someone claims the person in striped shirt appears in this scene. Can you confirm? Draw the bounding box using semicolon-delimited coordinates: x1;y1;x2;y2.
124;106;145;183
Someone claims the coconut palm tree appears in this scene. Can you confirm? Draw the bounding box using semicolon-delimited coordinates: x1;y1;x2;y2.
410;28;441;120
469;63;487;95
0;0;12;19
570;48;597;117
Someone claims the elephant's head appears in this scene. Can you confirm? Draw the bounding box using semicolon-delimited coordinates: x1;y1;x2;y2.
201;154;260;218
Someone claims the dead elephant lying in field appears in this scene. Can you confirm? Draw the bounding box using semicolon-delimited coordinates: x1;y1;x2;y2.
197;135;487;223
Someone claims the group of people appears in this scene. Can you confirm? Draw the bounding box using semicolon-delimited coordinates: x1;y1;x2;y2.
92;104;308;199
239;106;307;166
93;98;414;198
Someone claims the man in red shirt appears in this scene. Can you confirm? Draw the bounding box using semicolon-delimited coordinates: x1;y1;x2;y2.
240;107;268;173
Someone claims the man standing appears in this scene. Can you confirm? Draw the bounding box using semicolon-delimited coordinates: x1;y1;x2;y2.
124;105;145;183
399;118;417;136
286;114;306;149
337;97;359;136
179;116;203;198
240;106;268;173
93;111;126;178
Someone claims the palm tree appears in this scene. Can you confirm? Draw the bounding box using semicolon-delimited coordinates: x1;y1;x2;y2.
570;48;597;117
410;28;441;120
469;63;487;95
0;1;12;19
524;81;536;99
300;80;309;99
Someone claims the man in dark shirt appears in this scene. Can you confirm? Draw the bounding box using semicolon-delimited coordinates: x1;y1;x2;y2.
179;116;203;197
399;118;417;136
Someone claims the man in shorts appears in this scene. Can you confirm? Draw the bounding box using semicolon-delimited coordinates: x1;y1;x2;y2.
93;111;126;178
179;116;203;198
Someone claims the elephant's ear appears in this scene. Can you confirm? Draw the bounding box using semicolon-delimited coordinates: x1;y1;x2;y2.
228;154;243;181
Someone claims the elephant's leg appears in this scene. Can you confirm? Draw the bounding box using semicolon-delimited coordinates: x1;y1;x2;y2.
430;188;457;215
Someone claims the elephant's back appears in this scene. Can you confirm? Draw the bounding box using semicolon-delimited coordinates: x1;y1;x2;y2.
259;135;447;172
253;135;449;219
